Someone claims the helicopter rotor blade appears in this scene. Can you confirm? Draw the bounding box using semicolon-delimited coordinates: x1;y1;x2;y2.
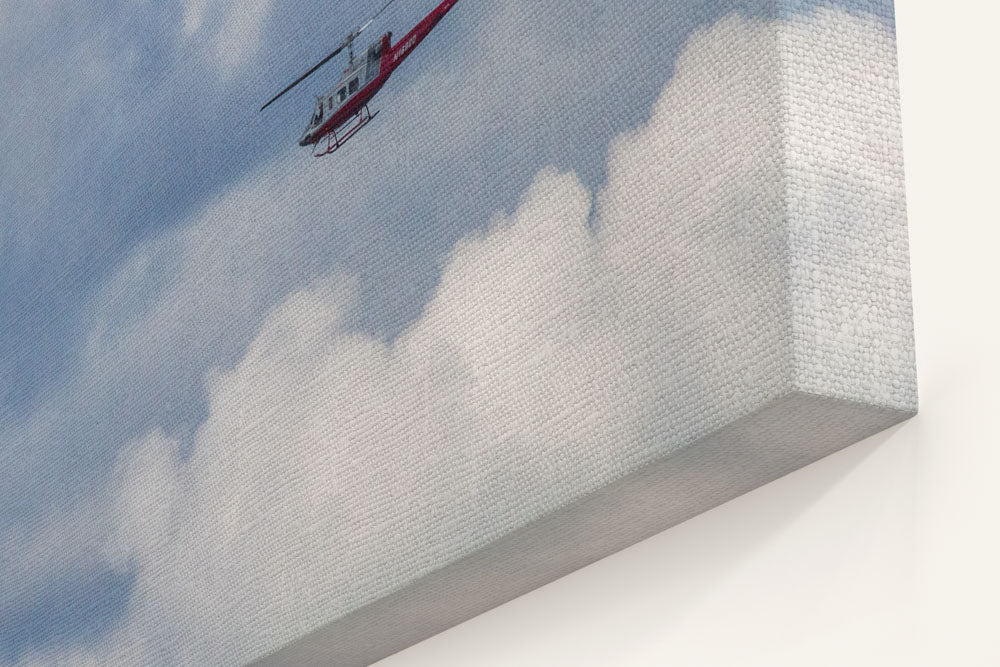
258;0;400;112
358;0;400;37
259;38;349;112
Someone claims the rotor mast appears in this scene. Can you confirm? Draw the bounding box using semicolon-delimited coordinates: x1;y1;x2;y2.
259;0;400;112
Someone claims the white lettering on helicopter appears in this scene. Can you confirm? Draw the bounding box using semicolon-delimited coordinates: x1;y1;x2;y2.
394;35;417;62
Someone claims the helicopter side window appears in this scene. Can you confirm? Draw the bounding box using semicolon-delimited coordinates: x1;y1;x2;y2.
366;44;381;82
338;87;347;103
327;97;332;110
348;77;359;95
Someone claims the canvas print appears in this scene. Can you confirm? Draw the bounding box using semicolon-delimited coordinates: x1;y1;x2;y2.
1;0;915;665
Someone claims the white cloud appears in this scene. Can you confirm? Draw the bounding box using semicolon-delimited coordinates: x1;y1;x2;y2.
181;0;209;35
180;0;274;72
16;6;901;665
214;0;274;72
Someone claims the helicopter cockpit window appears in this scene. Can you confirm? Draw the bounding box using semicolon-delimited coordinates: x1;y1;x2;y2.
349;77;359;95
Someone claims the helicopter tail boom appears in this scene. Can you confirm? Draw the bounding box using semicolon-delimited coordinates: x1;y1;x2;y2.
386;0;459;74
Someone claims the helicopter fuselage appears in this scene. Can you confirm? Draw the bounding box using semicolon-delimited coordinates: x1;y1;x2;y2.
299;0;458;148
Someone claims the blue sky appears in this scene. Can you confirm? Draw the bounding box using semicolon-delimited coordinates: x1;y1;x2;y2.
0;0;895;662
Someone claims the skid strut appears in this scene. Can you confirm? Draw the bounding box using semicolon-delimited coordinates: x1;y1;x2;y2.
314;104;380;157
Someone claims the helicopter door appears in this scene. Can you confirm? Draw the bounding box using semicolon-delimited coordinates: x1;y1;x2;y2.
348;77;360;95
365;43;381;83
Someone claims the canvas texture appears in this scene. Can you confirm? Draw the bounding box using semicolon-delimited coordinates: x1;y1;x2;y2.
0;1;913;665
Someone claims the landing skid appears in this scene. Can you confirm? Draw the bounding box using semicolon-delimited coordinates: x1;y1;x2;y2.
313;104;380;157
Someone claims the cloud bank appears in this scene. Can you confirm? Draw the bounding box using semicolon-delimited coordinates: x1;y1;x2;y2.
3;6;903;665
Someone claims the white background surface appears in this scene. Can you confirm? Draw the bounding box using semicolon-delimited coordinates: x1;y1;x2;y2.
381;2;1000;665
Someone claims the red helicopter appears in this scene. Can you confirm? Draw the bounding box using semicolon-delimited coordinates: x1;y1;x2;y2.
260;0;460;157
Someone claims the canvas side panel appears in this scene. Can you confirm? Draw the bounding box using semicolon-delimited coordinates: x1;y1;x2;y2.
778;1;917;412
252;392;913;666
